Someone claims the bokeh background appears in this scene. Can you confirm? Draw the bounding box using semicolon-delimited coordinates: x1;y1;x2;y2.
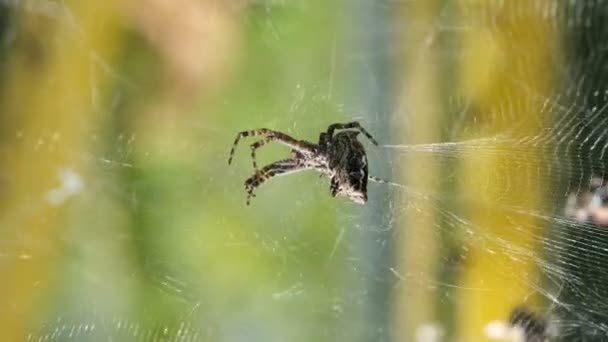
3;0;608;341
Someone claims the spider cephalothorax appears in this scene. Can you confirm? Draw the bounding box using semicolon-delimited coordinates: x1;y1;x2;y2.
228;122;383;205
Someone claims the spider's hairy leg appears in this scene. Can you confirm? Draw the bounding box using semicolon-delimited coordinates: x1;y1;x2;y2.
330;177;339;197
249;136;309;171
244;159;309;205
249;138;272;171
327;122;378;145
228;129;316;165
228;129;270;165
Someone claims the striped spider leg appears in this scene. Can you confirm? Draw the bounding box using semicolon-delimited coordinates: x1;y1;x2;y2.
244;159;310;205
228;129;317;172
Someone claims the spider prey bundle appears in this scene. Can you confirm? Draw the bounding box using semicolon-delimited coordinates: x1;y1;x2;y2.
228;121;384;205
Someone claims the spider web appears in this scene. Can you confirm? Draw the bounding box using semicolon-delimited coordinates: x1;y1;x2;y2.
5;0;608;341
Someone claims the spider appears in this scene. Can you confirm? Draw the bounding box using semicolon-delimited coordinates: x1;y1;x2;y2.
565;177;608;225
228;121;384;205
508;306;556;342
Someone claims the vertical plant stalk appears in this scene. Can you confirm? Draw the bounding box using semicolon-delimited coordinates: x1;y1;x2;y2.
0;2;124;340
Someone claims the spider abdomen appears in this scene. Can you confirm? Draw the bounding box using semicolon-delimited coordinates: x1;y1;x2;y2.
328;132;369;204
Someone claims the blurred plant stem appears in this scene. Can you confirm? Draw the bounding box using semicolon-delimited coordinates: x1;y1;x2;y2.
119;0;242;334
455;1;556;340
0;1;124;340
392;0;558;340
393;0;443;339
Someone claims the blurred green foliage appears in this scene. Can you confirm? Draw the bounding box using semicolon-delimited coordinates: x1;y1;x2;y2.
0;1;374;341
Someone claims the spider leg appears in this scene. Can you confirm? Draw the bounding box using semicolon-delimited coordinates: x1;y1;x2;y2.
326;122;378;145
244;159;310;205
249;138;272;171
330;177;339;197
228;129;269;165
249;137;309;172
228;129;317;165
